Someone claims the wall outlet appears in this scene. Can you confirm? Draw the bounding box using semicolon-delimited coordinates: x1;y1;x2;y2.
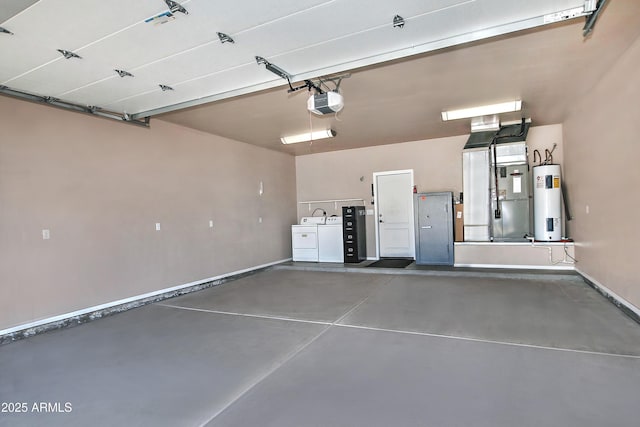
42;229;50;240
155;223;161;231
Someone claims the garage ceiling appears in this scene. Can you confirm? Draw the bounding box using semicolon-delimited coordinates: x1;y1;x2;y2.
2;1;639;155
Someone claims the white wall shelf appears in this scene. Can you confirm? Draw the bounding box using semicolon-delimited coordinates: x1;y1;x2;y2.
298;198;365;211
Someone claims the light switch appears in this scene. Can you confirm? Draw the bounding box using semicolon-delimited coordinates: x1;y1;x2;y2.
155;223;161;231
42;229;50;240
258;217;263;223
209;220;214;228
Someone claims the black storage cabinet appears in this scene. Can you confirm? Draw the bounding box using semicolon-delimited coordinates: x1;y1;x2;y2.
342;206;366;263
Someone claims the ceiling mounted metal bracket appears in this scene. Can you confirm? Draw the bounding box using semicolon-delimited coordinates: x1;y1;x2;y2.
287;73;352;94
287;79;322;94
57;49;81;59
159;84;174;91
115;69;134;78
393;15;405;28
255;56;291;80
256;56;298;92
164;0;188;15
318;74;351;92
0;27;13;35
217;32;234;44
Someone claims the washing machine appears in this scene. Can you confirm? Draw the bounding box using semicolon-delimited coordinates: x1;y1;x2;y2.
291;216;325;262
318;216;344;262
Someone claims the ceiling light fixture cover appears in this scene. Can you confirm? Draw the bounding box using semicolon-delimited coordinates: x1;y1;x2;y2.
441;100;522;121
281;129;336;144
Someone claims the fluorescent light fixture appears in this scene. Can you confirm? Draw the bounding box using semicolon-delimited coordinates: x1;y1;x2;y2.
441;100;522;121
281;129;336;145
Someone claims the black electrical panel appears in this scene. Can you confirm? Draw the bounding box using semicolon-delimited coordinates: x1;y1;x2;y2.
342;206;367;263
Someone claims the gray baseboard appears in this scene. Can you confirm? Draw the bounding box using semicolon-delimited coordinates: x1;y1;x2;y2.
0;265;276;346
578;272;640;326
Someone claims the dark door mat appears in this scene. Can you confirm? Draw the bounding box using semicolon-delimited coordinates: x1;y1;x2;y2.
367;259;413;268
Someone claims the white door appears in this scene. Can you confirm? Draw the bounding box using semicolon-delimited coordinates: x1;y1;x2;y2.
374;170;415;258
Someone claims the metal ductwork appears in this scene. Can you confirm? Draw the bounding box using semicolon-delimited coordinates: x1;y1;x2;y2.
464;122;530;150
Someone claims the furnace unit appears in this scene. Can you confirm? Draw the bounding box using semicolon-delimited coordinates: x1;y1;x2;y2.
462;122;531;242
490;142;530;241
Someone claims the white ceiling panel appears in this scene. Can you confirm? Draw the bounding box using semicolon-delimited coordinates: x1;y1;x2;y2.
0;0;168;83
56;0;331;94
68;14;217;74
7;55;122;97
9;0;334;104
258;0;586;74
222;0;470;69
191;0;333;34
117;44;254;91
60;76;163;108
0;0;595;119
68;1;239;74
0;30;55;82
103;64;273;114
0;0;39;24
61;42;258;107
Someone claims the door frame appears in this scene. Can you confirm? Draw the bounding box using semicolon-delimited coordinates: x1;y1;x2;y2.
373;169;415;260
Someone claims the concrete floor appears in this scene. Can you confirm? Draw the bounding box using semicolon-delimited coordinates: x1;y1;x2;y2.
1;266;640;426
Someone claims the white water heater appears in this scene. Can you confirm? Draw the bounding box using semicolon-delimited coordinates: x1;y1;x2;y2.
533;164;562;241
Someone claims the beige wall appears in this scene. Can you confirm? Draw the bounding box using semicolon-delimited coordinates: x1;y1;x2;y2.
0;97;297;331
563;35;640;309
295;124;563;258
455;243;575;269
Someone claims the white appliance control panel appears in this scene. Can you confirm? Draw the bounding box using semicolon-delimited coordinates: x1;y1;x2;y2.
324;216;343;225
300;216;326;225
